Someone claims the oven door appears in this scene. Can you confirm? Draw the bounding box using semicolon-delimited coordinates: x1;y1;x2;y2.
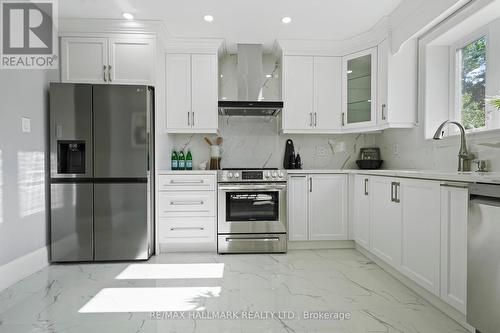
218;183;287;234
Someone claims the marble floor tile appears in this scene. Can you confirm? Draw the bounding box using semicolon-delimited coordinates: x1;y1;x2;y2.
0;249;469;333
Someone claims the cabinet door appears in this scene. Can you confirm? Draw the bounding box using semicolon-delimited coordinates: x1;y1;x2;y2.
166;54;192;131
353;175;370;249
191;54;218;132
282;56;314;131
309;175;347;240
314;57;342;130
342;48;377;129
440;184;468;313
370;177;401;266
287;176;309;241
400;179;441;295
109;38;154;85
377;39;389;125
61;37;108;83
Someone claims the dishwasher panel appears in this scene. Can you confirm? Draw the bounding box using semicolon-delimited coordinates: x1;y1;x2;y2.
467;183;500;333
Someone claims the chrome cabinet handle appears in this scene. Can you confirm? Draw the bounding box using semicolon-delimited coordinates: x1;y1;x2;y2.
309;177;313;192
391;182;401;203
187;111;190;126
364;178;369;196
381;104;387;120
170;201;204;206
108;65;112;82
170;179;204;184
314;112;317;127
341;112;345;126
309;113;313;127
226;237;280;242
391;182;395;202
192;111;195;126
103;65;107;82
170;227;204;231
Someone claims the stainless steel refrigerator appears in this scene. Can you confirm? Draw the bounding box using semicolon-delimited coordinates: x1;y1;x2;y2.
49;83;154;262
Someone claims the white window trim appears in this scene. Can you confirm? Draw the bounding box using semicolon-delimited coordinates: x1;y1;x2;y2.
448;26;489;135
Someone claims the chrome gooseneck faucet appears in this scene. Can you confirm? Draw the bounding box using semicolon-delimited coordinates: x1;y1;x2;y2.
433;120;475;172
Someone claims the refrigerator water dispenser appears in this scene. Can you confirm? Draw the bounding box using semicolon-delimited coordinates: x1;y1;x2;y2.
58;140;86;174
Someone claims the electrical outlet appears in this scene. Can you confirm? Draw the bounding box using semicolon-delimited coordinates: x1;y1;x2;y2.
393;143;399;155
21;117;31;133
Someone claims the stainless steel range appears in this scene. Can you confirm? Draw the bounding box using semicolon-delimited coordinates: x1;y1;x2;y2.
217;169;287;254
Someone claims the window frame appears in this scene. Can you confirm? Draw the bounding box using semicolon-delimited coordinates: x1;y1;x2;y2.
448;27;489;134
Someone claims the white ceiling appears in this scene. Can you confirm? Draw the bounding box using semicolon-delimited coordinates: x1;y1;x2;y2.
59;0;404;52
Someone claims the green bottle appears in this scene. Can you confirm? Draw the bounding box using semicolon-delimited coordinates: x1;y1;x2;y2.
171;149;178;171
186;149;193;170
178;150;186;170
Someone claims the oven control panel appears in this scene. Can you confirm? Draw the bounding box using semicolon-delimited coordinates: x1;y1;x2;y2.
218;170;287;182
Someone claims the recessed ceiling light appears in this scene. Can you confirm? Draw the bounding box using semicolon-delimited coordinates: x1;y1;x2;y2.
281;16;292;24
347;70;353;74
266;74;272;78
122;12;134;20
204;15;214;22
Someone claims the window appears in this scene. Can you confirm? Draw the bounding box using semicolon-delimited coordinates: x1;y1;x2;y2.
456;36;487;130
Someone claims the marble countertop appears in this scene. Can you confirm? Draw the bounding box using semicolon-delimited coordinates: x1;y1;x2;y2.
287;169;500;184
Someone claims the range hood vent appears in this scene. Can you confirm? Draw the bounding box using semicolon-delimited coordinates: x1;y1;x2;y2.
218;44;283;116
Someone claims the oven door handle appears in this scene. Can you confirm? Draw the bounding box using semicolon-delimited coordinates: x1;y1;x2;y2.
218;184;287;191
225;237;281;242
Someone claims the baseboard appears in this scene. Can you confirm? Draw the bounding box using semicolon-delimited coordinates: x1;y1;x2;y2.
355;244;474;333
288;240;355;250
159;242;216;253
0;246;49;292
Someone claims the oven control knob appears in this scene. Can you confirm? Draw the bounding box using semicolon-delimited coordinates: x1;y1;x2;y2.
234;172;240;178
278;171;284;178
264;171;271;179
272;171;278;178
227;172;234;179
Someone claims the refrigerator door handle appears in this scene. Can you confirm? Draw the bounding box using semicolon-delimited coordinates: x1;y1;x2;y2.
103;65;107;82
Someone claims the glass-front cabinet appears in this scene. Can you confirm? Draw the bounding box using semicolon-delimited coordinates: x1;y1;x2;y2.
342;48;377;129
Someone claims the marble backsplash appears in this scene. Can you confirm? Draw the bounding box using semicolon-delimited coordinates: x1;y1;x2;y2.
168;116;376;170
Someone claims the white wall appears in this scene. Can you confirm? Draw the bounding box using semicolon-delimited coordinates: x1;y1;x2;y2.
0;69;58;266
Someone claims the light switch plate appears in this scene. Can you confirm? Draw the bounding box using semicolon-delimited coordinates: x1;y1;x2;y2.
21;117;31;133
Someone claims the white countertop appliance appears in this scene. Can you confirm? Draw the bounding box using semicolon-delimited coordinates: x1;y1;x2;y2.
217;168;287;253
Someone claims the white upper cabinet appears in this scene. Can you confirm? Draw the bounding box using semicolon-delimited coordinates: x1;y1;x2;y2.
166;54;192;131
314;57;342;131
400;179;441;295
353;175;371;249
342;48;377;130
282;56;342;133
61;37;108;84
165;53;218;133
377;38;418;128
61;36;155;85
108;38;154;85
191;54;218;132
308;174;347;240
282;56;314;131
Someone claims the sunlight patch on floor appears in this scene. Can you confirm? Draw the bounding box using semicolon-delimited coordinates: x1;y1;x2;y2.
115;263;225;280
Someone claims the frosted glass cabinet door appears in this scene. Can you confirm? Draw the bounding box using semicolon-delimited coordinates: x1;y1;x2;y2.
342;48;377;129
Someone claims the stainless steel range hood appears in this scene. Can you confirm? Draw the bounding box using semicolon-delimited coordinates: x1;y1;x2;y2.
218;44;283;116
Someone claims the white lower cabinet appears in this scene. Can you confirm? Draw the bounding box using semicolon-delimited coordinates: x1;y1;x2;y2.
353;174;468;310
400;179;441;295
440;183;468;313
157;173;216;248
288;174;347;241
370;176;402;267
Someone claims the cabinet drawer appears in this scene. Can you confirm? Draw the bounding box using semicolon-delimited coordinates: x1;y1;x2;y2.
158;191;215;217
159;217;215;242
158;174;215;191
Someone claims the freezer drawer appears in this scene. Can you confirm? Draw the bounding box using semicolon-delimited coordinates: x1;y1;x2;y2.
50;183;93;262
94;183;150;261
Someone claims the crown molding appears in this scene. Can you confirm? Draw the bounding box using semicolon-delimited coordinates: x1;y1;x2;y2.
165;38;226;55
